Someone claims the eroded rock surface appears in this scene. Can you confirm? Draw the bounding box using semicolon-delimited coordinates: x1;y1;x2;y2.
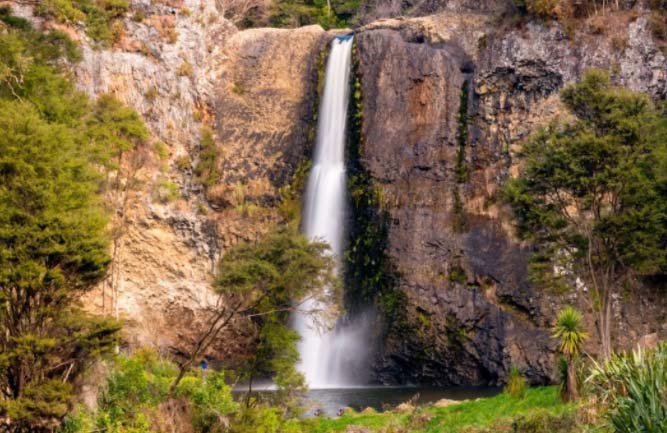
6;0;665;383
355;11;667;385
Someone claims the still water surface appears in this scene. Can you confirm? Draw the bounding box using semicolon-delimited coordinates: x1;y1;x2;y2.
234;385;500;417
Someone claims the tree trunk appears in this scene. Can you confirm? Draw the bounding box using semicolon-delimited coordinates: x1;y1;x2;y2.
564;358;579;402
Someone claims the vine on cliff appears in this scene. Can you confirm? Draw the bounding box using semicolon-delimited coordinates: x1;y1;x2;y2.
452;78;471;233
343;41;404;323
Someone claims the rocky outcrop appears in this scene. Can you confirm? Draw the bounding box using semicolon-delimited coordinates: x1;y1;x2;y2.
5;0;328;363
8;0;665;384
355;11;667;385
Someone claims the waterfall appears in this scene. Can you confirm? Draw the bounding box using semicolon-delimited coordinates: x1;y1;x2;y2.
293;35;366;389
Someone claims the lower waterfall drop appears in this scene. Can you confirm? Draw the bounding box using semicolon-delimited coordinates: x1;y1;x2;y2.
292;34;366;389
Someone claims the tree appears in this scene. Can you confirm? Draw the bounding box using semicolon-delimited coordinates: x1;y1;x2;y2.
0;100;121;432
552;306;588;401
505;70;667;359
0;12;149;431
170;227;338;399
86;94;149;319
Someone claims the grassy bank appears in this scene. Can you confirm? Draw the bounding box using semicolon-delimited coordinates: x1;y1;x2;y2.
304;387;578;433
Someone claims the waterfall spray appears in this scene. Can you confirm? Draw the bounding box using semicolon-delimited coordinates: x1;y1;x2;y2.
292;35;368;389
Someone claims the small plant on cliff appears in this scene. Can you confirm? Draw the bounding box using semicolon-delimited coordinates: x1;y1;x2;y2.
36;0;130;47
552;306;588;401
194;127;221;188
504;69;667;360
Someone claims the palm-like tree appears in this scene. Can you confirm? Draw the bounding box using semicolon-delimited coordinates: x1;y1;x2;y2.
552;306;588;401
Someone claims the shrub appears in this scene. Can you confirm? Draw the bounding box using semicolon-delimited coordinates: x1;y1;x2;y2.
156;179;180;203
505;366;528;398
194;127;221;188
36;0;130;47
62;349;238;433
587;343;667;433
178;61;193;77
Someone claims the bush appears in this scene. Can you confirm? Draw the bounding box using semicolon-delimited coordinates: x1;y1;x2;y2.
194;127;221;188
36;0;130;47
62;349;238;433
587;343;667;433
505;366;528;398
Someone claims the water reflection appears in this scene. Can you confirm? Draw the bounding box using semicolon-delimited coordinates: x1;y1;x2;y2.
233;385;501;417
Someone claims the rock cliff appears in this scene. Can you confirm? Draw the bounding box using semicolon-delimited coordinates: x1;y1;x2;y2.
355;11;667;385
6;0;665;383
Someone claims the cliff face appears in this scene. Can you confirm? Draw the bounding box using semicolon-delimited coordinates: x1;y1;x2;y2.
355;12;667;385
8;1;665;383
6;0;326;362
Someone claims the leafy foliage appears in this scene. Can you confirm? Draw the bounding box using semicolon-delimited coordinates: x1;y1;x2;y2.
216;227;338;395
504;366;528;398
61;350;238;433
35;0;130;47
194;127;222;188
0;9;148;431
264;0;359;29
552;307;588;357
235;0;361;30
552;306;588;401
587;343;667;433
504;70;667;357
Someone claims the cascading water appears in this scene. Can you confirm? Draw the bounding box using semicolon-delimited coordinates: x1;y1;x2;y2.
293;35;368;389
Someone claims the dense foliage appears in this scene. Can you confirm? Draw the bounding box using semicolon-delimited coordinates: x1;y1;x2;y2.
214;227;338;393
62;350;238;433
0;8;147;431
264;0;359;29
35;0;129;46
588;343;667;433
170;227;337;405
505;70;667;358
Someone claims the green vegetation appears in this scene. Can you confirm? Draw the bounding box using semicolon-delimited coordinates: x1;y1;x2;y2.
552;307;588;401
344;41;401;322
236;0;360;30
588;343;667;433
59;346;667;433
194;127;222;189
455;81;470;184
452;80;470;232
35;0;129;47
171;227;338;399
62;349;238;433
504;69;667;359
504;366;528;398
305;387;576;433
0;7;149;432
265;0;359;29
64;367;576;433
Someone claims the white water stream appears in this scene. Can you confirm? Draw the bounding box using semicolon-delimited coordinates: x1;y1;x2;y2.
293;35;362;388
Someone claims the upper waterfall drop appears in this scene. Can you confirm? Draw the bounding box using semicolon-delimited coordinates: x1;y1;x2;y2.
293;34;361;389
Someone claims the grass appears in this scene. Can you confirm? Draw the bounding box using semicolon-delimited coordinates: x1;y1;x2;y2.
305;387;573;433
